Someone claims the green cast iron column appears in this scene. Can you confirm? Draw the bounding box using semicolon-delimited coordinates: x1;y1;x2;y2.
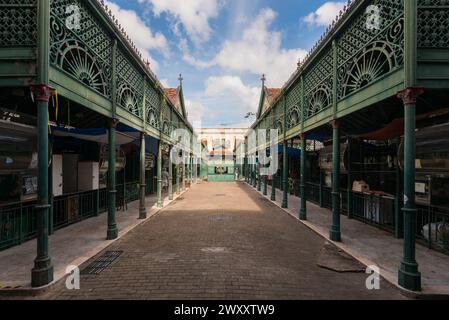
31;85;55;287
182;154;186;191
282;95;288;208
319;170;324;208
398;88;423;291
31;0;54;288
299;134;307;220
395;137;403;238
397;0;422;291
282;140;288;208
169;146;173;200
257;153;262;192
139;133;146;219
157;141;163;208
176;161;180;194
329;120;341;242
263;173;268;196
107;120;119;240
347;139;353;219
271;170;276;201
251;154;256;188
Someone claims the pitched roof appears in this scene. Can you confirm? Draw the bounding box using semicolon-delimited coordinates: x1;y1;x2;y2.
266;88;281;103
164;88;178;106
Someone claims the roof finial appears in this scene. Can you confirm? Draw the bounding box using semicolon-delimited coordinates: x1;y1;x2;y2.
261;74;266;87
178;74;184;87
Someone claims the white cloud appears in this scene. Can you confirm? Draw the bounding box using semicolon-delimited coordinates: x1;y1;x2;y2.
181;8;308;87
185;99;209;125
105;0;170;71
204;76;260;112
139;0;223;44
303;2;346;27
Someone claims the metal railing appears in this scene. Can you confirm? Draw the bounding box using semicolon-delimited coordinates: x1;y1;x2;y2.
350;192;395;232
306;182;320;205
417;205;449;253
0;201;37;251
0;184;145;252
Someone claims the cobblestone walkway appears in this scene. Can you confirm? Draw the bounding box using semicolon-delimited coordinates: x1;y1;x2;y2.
43;182;405;300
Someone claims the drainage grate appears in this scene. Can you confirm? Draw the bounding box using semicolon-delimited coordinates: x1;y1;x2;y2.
215;194;226;197
81;251;123;275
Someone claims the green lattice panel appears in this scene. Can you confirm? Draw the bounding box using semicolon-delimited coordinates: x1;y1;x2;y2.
418;0;449;48
0;0;37;47
50;0;112;98
303;46;333;120
337;0;404;100
338;0;404;65
145;80;160;129
116;49;143;118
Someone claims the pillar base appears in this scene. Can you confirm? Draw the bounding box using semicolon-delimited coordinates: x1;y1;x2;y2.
299;210;307;221
139;208;147;220
271;195;276;201
281;201;288;209
329;227;341;242
398;261;421;291
157;201;164;208
31;257;54;287
107;226;118;240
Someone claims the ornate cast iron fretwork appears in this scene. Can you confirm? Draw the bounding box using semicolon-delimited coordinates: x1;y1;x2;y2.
338;0;404;99
0;0;37;47
418;0;449;48
304;47;333;120
341;40;400;97
116;49;143;118
50;0;112;98
146;81;161;130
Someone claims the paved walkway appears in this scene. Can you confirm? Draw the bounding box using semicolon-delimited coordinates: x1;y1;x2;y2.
258;183;449;297
0;188;189;291
37;182;403;300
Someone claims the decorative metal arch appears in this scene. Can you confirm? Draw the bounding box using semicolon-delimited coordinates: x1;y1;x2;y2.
342;41;399;97
117;84;140;117
308;84;331;118
54;39;108;96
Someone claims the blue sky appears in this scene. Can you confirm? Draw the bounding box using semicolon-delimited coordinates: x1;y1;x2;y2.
106;0;346;128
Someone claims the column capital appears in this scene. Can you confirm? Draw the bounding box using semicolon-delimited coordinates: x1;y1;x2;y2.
330;119;340;129
397;87;424;105
300;133;306;140
31;84;55;102
140;132;145;139
109;118;120;129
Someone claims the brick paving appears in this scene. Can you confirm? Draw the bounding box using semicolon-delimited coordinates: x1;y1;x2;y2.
41;182;406;300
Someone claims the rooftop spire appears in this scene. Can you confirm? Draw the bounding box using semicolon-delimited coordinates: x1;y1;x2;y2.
261;74;266;87
178;74;184;87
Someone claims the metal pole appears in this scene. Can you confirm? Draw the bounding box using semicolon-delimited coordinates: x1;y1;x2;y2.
139;133;146;219
107;120;118;240
300;134;307;220
31;0;54;288
169;146;173;200
396;0;422;292
347;139;353;219
282;140;288;208
395;137;403;238
330;120;341;242
157;141;163;208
